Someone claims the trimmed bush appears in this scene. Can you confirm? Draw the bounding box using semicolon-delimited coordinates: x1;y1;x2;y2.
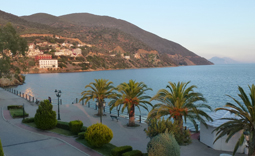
147;131;180;156
56;121;69;130
34;100;57;130
0;139;4;156
69;120;83;134
85;123;113;147
122;150;143;156
7;105;23;110
78;132;85;139
80;126;87;132
111;146;132;156
22;117;34;123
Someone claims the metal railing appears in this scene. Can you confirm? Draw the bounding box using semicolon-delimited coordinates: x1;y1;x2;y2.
77;100;147;124
3;88;62;105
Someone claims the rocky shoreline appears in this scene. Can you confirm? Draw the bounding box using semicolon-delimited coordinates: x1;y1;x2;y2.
0;74;25;87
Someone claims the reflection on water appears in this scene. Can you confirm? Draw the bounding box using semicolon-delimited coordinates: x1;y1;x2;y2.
24;88;34;97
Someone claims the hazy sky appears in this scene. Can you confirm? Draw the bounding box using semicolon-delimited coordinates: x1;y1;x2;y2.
1;0;255;63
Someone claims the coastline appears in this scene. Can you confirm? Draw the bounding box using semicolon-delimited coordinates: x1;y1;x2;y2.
23;65;180;75
0;74;25;87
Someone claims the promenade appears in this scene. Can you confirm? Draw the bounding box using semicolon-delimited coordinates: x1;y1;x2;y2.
0;88;246;156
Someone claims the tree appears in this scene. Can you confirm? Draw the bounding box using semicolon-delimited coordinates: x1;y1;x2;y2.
34;99;57;130
0;23;28;57
79;79;115;123
148;81;212;132
109;80;152;126
0;23;28;78
213;84;255;156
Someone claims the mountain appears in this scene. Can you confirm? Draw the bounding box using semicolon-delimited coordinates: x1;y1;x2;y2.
209;57;239;64
0;10;61;34
21;12;212;65
0;10;212;66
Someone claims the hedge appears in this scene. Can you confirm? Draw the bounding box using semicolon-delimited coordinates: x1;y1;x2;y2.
122;150;143;156
7;105;23;110
56;121;69;130
78;132;85;139
69;120;83;134
22;117;34;123
111;146;133;156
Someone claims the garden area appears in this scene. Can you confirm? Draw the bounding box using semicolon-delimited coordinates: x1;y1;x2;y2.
18;100;151;156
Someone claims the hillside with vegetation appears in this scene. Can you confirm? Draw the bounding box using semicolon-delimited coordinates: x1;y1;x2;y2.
22;12;212;65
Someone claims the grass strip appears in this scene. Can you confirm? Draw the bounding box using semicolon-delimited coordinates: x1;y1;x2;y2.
76;138;117;156
9;109;29;118
24;122;74;136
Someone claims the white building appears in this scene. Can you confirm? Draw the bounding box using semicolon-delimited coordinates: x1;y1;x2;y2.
39;59;58;68
55;49;72;56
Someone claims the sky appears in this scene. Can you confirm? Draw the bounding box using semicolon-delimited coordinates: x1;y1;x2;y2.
1;0;255;63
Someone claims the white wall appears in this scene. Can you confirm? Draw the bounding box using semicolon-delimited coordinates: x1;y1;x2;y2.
200;123;245;153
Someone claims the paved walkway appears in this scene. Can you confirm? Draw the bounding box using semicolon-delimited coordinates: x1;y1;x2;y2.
0;88;247;156
0;88;98;156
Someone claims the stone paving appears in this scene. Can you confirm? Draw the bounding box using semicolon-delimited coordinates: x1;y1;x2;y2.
0;88;247;156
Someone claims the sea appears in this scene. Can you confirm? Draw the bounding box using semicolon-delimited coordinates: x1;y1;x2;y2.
9;64;255;126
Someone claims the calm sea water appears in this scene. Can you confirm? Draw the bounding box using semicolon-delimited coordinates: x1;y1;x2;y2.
11;64;255;114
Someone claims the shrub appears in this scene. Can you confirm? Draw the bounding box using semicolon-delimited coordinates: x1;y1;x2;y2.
22;117;34;123
80;126;87;132
122;150;143;156
144;118;191;145
69;120;83;134
78;132;86;139
34;100;57;130
85;123;113;147
111;146;132;156
147;131;180;156
0;139;3;156
56;121;69;130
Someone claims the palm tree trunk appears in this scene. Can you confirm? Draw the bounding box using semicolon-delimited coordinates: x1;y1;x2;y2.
128;104;135;126
97;101;103;123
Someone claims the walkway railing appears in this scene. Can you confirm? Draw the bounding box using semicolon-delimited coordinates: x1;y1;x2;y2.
73;97;147;124
3;88;62;105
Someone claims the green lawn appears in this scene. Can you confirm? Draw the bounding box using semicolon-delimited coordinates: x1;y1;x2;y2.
76;138;117;156
9;109;29;118
24;122;74;136
50;127;74;136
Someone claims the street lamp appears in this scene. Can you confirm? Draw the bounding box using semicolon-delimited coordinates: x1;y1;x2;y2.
55;89;61;120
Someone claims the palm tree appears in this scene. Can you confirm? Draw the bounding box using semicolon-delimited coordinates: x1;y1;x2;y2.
109;80;152;126
79;79;115;123
148;81;212;131
213;85;255;156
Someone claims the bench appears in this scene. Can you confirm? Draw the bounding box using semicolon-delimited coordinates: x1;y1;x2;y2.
110;115;118;122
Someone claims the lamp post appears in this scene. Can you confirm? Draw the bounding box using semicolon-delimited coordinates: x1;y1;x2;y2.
55;89;62;120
